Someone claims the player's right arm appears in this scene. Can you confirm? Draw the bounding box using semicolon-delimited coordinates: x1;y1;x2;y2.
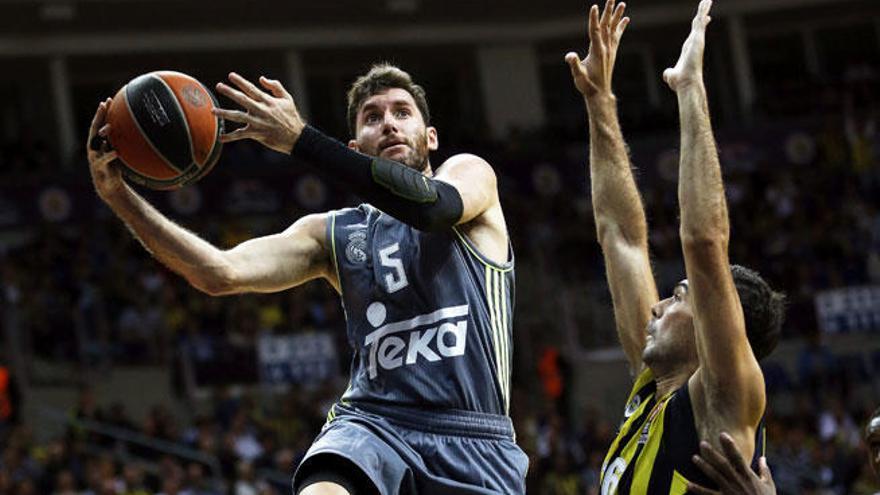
87;99;336;296
566;0;658;374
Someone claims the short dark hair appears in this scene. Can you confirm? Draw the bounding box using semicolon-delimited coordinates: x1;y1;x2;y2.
731;265;785;361
346;63;431;137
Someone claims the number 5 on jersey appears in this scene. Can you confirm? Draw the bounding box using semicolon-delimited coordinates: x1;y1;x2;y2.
379;243;409;293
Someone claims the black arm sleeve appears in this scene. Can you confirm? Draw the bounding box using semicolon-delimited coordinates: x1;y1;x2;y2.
292;125;463;232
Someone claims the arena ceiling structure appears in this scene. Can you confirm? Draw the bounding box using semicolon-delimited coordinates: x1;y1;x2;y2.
0;0;877;164
0;0;877;55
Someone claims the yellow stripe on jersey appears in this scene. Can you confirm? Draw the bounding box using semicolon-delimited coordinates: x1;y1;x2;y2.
670;471;690;495
499;269;510;413
629;367;655;403
452;225;512;413
495;269;507;410
601;368;655;476
494;270;511;413
630;397;670;493
485;265;511;413
486;266;502;409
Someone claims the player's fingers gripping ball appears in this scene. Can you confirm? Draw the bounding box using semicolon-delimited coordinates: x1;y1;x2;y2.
104;71;224;190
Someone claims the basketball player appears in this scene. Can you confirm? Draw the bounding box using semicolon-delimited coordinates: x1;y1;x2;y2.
565;0;785;492
87;65;527;494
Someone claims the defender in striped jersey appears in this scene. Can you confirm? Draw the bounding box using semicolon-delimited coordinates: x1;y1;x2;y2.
566;1;785;493
88;64;525;493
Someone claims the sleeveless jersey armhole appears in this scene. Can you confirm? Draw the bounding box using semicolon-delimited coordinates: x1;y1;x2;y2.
451;226;513;272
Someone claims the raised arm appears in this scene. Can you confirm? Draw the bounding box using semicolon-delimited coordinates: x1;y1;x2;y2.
87;100;335;297
664;0;765;451
212;74;465;233
566;0;658;374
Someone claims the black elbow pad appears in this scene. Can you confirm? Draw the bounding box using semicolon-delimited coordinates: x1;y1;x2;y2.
371;157;438;203
415;180;464;232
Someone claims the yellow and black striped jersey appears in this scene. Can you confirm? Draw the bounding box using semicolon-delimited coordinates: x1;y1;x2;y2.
599;368;766;494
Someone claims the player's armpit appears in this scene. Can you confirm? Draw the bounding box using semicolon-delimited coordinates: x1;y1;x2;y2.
218;213;335;295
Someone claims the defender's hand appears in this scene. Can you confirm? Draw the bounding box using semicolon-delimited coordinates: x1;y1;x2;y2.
87;98;124;201
213;73;305;155
663;0;712;92
687;433;777;495
565;0;630;99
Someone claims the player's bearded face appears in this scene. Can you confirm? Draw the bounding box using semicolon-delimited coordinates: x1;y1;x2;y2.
351;88;438;173
643;282;697;370
378;131;431;172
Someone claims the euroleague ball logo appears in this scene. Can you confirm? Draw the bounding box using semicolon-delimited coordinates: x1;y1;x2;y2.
182;84;207;107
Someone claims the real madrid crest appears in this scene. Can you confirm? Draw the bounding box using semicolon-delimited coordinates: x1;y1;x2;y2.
346;231;368;264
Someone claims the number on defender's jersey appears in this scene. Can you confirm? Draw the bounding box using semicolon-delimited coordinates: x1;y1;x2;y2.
379;243;409;293
601;457;628;495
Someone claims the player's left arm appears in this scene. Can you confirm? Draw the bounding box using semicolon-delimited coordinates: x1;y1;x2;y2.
212;73;467;233
667;0;765;453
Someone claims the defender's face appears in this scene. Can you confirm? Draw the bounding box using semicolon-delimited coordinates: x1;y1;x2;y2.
642;280;697;367
868;415;880;478
349;87;438;172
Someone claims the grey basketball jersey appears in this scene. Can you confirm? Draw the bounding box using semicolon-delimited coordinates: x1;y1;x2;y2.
328;204;514;416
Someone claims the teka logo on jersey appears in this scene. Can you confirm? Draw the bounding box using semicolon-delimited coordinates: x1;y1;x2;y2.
363;303;469;379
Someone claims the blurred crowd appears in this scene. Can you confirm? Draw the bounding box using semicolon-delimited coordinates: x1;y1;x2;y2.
0;383;335;495
1;344;879;494
1;41;879;495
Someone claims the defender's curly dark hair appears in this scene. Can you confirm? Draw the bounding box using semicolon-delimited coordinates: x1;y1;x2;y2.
731;265;786;361
346;64;431;137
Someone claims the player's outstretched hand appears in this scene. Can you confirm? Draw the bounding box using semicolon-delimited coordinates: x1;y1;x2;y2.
663;0;712;92
688;432;777;495
565;0;630;99
213;73;306;155
87;98;124;200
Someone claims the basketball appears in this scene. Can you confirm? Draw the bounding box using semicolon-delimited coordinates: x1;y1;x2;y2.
106;71;223;190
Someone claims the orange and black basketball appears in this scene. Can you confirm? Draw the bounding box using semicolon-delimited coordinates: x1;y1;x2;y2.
106;71;223;190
